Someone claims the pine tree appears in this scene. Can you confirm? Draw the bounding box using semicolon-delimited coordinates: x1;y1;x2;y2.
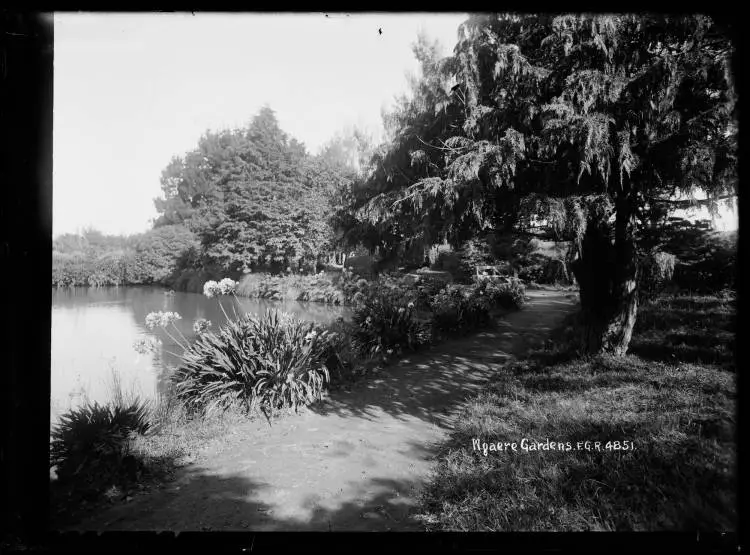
342;14;737;354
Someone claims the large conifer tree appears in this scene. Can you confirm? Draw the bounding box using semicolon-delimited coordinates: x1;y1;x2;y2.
342;14;737;354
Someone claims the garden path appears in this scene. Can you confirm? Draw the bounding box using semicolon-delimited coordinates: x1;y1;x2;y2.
69;290;577;532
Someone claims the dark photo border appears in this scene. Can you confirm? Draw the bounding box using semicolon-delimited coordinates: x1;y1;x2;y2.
1;8;744;554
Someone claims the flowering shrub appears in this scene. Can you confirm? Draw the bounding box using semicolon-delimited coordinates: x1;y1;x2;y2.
351;293;431;357
430;285;489;335
172;310;332;416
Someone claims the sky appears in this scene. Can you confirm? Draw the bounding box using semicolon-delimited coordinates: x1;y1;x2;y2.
53;12;737;237
53;12;468;237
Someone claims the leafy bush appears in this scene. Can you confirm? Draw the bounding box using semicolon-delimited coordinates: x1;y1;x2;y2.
236;272;345;304
456;237;496;283
430;284;491;335
640;218;737;294
52;225;199;288
172;310;332;416
50;400;151;487
315;317;366;384
638;250;676;303
474;278;527;310
341;270;422;308
350;292;430;357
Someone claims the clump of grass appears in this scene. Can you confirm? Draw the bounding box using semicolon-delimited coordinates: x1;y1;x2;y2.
50;400;151;486
172;309;333;418
416;291;737;531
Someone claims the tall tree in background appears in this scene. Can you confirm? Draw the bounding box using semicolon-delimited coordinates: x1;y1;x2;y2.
342;14;737;355
153;106;355;274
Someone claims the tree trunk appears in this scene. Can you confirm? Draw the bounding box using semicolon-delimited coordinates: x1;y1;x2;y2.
571;197;640;356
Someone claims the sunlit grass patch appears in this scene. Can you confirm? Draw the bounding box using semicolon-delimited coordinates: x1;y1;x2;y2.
417;292;736;531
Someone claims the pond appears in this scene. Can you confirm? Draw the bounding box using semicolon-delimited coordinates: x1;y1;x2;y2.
51;286;351;427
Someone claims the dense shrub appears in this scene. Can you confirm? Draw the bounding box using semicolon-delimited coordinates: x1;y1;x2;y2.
430;284;492;335
509;237;575;286
640;218;737;294
672;231;736;293
236;272;344;304
172;310;333;416
50;400;151;487
638;250;677;303
350;293;431;357
474;278;527;310
341;269;422;307
456;237;496;283
316;317;365;384
433;249;462;276
52;225;198;288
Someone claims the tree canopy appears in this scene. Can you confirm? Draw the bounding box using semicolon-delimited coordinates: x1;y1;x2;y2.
339;14;737;354
344;14;736;251
153;106;356;274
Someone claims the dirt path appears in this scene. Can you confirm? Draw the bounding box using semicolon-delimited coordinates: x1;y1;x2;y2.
69;291;577;532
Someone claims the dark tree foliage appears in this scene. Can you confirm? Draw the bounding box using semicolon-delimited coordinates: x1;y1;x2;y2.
339;14;737;355
153;106;354;275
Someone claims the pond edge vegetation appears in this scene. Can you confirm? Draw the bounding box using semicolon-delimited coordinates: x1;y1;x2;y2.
50;272;527;525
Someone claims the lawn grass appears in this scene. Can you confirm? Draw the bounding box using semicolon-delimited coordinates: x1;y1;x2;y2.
415;291;736;531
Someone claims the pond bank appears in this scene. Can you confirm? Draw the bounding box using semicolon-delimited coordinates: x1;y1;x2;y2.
64;291;577;531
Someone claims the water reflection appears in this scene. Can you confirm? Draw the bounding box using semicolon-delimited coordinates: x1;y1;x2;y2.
51;286;350;426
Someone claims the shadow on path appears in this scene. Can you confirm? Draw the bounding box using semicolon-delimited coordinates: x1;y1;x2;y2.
65;291;578;532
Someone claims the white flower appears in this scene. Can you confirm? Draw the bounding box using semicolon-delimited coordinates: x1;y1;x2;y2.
193;318;212;334
203;280;219;298
407;302;415;309
218;278;237;295
145;312;162;330
160;311;182;327
133;336;161;354
386;348;393;355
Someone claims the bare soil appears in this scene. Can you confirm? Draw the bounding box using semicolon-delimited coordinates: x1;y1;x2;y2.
66;291;577;532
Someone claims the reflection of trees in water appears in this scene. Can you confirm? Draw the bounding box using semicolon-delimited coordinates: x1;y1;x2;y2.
51;285;130;309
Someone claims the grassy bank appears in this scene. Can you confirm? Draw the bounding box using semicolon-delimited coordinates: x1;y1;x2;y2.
50;276;527;526
415;291;736;531
49;383;264;528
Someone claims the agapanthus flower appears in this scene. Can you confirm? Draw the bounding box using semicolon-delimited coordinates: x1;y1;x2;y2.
160;311;182;326
203;280;219;298
145;311;182;329
193;318;212;335
218;278;237;295
133;336;162;354
145;312;162;330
